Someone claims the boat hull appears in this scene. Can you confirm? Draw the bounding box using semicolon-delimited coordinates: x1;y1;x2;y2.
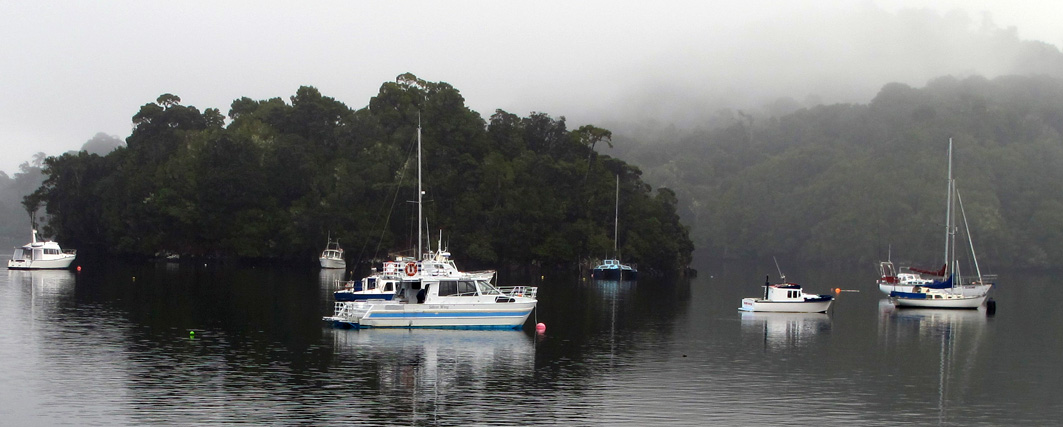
7;256;76;270
591;268;637;281
739;298;833;313
878;282;990;297
889;292;987;309
325;301;536;329
319;258;346;269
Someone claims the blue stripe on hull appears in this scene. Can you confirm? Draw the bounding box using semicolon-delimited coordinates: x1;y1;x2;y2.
334;293;395;301
366;310;532;319
327;320;526;330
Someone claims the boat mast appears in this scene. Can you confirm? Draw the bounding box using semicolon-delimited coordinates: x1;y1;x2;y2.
943;139;953;278
614;174;619;257
417;117;423;260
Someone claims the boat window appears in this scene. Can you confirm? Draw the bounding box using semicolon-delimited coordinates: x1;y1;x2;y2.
457;280;477;296
383;282;393;292
477;281;501;295
366;278;376;290
437;280;458;296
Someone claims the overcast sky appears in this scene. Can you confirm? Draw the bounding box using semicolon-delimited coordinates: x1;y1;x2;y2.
2;0;1062;176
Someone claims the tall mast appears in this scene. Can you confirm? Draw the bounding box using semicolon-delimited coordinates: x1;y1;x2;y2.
417;117;423;259
948;139;956;276
614;174;619;256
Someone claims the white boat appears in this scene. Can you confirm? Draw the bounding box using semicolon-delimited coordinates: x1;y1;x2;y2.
325;122;536;329
7;229;76;270
319;236;346;269
889;139;993;309
889;285;988;308
325;277;538;329
739;276;834;313
592;175;637;280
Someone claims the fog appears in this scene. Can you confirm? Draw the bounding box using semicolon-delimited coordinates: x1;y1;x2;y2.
2;0;1061;176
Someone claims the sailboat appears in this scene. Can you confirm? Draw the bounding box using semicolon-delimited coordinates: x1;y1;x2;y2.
592;175;638;280
890;139;993;309
325;121;538;329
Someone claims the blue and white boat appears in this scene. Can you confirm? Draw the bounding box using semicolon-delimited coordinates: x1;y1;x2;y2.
591;259;638;280
325;123;536;329
889;140;993;309
592;175;637;280
324;276;537;329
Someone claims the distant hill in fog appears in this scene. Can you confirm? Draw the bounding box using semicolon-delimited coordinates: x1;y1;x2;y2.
610;74;1063;269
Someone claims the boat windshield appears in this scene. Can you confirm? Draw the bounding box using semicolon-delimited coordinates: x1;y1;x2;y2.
476;280;504;296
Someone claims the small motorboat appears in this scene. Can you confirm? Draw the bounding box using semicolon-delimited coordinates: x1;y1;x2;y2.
319;236;346;269
740;276;834;313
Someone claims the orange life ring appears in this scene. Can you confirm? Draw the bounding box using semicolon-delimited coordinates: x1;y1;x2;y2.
404;261;418;277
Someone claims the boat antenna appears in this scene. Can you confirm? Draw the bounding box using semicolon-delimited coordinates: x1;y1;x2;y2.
773;256;785;282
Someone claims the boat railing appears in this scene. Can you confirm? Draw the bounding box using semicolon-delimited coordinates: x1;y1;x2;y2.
332;301;357;318
498;286;537;299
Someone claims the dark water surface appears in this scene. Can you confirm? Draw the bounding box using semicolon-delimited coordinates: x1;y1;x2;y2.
1;258;1060;425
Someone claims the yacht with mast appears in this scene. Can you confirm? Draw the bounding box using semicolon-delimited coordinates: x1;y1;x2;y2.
890;139;993;308
592;175;638;280
325;121;537;329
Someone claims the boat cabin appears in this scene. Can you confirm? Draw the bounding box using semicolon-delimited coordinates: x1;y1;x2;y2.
393;278;515;304
764;284;806;301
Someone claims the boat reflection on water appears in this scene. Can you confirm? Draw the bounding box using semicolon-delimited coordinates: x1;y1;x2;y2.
318;267;346;288
7;269;76;308
877;299;988;424
740;311;831;350
589;278;636;298
328;328;535;388
878;299;988;333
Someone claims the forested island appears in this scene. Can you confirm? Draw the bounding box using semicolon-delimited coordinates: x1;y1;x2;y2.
23;74;694;274
11;72;1063;273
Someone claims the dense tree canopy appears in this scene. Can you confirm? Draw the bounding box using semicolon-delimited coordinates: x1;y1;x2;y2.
613;74;1063;270
29;74;693;274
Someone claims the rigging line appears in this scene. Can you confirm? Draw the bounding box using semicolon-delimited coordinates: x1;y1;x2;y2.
353;139;417;267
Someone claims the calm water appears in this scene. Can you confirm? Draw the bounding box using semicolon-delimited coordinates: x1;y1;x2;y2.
1;258;1061;425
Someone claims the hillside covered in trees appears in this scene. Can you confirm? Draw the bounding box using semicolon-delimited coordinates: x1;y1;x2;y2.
28;74;693;274
613;74;1063;270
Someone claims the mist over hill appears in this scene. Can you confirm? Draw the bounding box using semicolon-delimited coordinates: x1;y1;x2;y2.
610;74;1063;270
